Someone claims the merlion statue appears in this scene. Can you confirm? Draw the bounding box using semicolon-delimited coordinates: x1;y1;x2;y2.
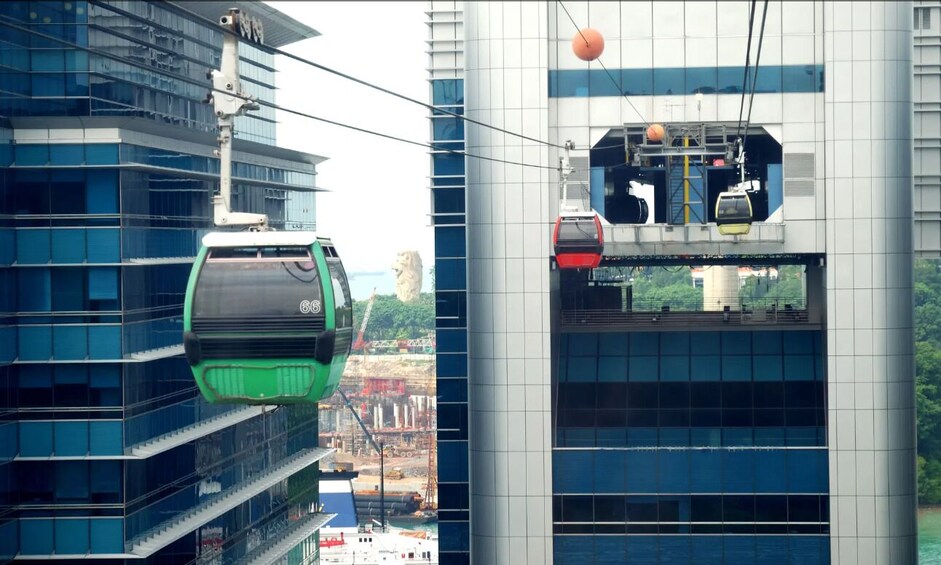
392;251;423;303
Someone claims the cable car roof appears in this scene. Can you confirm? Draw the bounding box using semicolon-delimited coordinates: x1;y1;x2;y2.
202;231;326;248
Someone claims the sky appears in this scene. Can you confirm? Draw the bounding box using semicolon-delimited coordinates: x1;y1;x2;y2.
266;1;432;300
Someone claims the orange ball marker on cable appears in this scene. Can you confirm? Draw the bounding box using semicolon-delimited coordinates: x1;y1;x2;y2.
572;27;604;61
646;123;665;143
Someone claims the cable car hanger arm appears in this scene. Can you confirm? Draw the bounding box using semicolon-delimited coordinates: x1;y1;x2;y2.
210;8;268;230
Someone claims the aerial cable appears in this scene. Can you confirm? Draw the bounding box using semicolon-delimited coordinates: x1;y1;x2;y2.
736;0;758;140
135;0;568;151
741;1;769;152
0;17;556;171
557;0;651;128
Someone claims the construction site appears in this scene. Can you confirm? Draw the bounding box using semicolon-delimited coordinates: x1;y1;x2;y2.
319;287;438;525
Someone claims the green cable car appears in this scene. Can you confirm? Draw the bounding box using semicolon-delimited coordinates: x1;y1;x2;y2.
183;231;352;404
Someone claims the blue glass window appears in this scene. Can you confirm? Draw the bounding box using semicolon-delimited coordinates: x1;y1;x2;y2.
754;65;783;94
19;421;53;457
691;536;724;565
90;519;123;554
626;451;657;493
85;144;118;166
55;519;89;555
435;226;466;258
86;228;119;262
554;450;593;492
86;170;118;214
783;65;820;93
19;326;52;361
438;440;469;482
432;79;464;106
653;68;685;95
20;519;53;555
437;354;468;378
53;325;87;360
437;378;467;402
550;69;589;97
686;67;718;94
718;66;749;94
435;259;466;291
51;229;86;263
691;355;720;381
599;333;629;356
660;537;690;562
621;69;653;96
433;153;465;176
690;450;721;492
589;69;620;97
49;144;84;166
433;188;465;214
627;536;657;565
598;356;627;381
432;118;464;141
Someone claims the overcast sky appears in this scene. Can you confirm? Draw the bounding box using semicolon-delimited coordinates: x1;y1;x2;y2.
267;1;432;300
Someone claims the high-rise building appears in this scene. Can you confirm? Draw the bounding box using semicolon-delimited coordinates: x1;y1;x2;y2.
427;2;917;564
0;1;332;562
915;1;941;255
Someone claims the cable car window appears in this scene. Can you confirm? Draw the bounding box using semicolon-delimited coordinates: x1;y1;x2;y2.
208;247;259;259
558;220;597;242
327;258;353;329
259;246;311;259
718;196;750;218
194;257;322;318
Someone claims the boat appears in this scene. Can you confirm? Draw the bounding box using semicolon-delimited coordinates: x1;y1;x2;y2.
320;476;438;564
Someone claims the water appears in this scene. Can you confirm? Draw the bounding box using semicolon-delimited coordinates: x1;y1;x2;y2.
922;508;941;563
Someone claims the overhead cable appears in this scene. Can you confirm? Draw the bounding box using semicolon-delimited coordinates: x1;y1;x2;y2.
741;1;770;151
557;0;651;128
0;16;556;171
736;0;758;140
147;0;567;151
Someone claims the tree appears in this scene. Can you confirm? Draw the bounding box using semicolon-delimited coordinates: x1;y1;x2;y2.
916;259;941;504
351;293;435;343
629;266;703;310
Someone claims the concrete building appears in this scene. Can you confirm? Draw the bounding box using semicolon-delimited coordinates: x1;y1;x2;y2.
0;1;331;562
427;1;916;564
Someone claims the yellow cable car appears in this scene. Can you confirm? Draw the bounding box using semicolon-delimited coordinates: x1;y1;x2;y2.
715;191;753;235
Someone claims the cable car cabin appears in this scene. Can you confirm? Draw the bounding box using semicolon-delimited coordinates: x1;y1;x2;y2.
183;232;353;405
553;213;604;269
715;192;754;236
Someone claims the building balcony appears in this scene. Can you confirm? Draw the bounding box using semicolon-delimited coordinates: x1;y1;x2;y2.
128;447;333;557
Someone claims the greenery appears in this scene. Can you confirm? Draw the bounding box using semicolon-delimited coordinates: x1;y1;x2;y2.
351;292;435;342
917;260;941;504
617;264;806;311
739;265;806;308
628;267;703;309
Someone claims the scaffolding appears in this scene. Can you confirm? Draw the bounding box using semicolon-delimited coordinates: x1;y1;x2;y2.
625;123;734;225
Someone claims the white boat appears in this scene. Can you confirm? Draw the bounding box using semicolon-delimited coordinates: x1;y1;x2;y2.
319;477;438;564
319;527;437;564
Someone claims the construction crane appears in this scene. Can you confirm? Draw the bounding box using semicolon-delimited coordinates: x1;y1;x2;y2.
337;388;387;531
352;287;377;353
422;433;437;511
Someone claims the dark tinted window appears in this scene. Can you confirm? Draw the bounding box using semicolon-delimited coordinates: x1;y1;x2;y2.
194;248;322;318
557;219;598;243
327;258;352;329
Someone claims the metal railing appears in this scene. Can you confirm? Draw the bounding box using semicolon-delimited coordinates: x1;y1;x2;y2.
561;298;815;329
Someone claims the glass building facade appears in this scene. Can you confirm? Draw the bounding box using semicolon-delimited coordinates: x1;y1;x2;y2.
553;330;830;563
430;75;471;563
0;1;328;562
430;1;916;564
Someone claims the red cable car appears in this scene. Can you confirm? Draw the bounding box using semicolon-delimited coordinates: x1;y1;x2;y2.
553;212;604;269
